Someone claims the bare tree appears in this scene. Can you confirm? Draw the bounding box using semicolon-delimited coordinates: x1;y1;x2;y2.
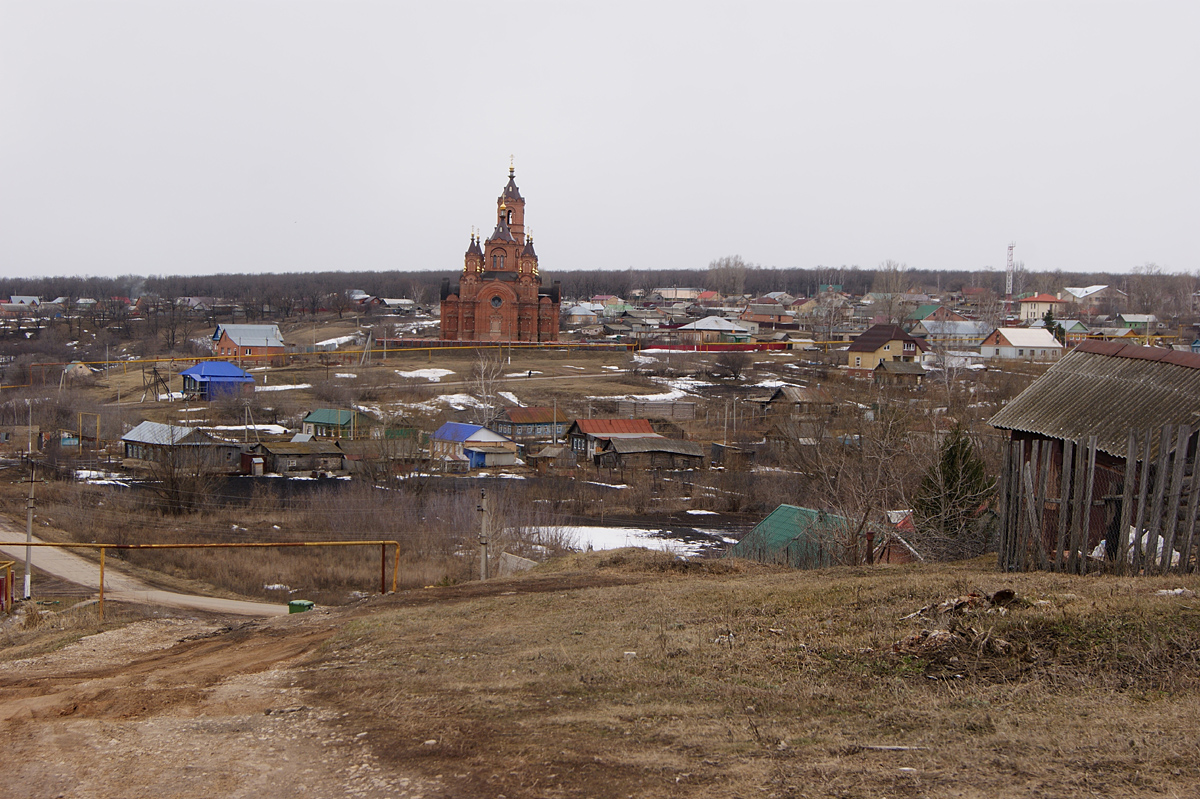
469;350;504;425
715;350;751;380
708;255;748;296
871;259;908;324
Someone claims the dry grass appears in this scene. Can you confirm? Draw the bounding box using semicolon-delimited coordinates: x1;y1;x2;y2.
302;553;1200;798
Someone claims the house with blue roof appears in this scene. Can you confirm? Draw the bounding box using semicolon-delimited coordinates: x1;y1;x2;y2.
180;361;255;400
430;422;517;470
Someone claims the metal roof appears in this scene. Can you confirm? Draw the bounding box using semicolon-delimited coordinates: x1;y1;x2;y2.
570;419;656;437
180;361;254;381
122;420;202;446
214;324;284;348
988;341;1200;457
498;407;569;424
602;437;704;457
432;422;512;444
303;409;378;427
726;504;849;569
984;328;1063;349
848;324;924;353
254;441;344;456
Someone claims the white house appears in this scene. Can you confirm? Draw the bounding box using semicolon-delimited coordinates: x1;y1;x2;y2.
980;328;1064;361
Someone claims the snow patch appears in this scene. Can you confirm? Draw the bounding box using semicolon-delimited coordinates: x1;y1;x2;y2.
255;383;311;392
395;368;455;382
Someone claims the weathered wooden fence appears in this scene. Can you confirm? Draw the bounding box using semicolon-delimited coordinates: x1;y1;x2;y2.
997;425;1199;574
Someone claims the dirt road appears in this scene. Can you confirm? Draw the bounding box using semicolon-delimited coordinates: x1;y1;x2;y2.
0;609;438;798
0;522;286;617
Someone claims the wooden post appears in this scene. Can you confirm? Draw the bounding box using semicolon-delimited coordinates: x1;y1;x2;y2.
1080;437;1097;573
996;440;1012;571
1022;460;1041;572
1035;442;1053;570
1067;439;1089;574
1011;452;1026;572
1145;426;1173;575
1132;430;1153;574
380;543;386;594
99;548;105;621
1160;426;1191;573
1116;430;1138;576
1054;439;1074;573
1179;460;1200;574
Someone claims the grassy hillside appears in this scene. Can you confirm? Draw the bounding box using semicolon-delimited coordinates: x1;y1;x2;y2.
303;551;1200;798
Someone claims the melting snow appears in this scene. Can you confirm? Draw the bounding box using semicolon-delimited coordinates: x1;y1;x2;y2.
255;383;311;392
395;368;455;382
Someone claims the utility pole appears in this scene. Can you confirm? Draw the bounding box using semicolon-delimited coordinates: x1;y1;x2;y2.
477;489;490;580
23;464;38;599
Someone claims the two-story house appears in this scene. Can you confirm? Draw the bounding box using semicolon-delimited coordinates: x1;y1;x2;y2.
846;324;927;377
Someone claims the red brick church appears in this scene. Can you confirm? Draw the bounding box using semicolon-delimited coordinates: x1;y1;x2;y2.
440;166;561;342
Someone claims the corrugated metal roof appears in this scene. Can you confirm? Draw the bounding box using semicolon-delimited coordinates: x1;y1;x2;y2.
500;407;569;424
121;421;201;446
603;437;704;456
571;419;656;436
988;341;1200;457
726;504;849;569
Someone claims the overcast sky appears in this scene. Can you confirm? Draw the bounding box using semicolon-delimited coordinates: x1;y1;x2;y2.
2;1;1196;281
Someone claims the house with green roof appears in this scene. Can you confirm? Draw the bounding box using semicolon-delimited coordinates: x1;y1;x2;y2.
725;504;853;569
302;409;380;440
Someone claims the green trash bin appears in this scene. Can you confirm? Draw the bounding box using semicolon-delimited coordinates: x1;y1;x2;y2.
289;600;315;614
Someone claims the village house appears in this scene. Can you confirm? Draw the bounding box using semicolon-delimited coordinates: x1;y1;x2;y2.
121;421;242;473
846;324;927;376
302;409;380;440
430;422;518;470
910;320;993;349
594;437;705;476
761;385;836;417
566;419;660;460
1061;285;1125;316
674;316;751;345
212;324;286;361
180;361;255;401
487;407;568;446
979;328;1064;361
873;360;927;386
251;441;345;475
1018;293;1065;323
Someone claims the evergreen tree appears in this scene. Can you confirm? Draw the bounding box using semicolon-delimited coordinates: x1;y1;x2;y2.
914;425;995;559
1042;308;1066;345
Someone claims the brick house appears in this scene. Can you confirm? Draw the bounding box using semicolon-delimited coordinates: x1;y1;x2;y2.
212;324;285;360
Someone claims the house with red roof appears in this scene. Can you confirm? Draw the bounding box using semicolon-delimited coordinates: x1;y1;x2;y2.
1018;293;1065;323
565;419;660;459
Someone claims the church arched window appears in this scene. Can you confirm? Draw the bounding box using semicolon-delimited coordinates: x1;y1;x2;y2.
491;254;505;269
507;209;513;224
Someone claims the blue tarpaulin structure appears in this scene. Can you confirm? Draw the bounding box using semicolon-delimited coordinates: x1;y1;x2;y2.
180;361;255;400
